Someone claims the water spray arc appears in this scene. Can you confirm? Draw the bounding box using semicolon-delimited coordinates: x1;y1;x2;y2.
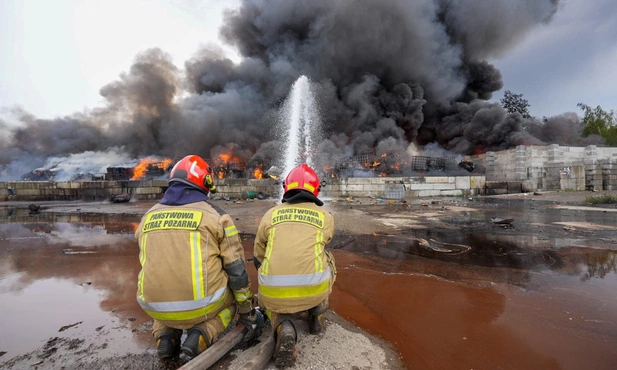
279;76;322;181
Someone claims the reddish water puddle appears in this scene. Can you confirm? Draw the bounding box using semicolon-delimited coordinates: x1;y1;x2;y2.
0;211;152;360
324;233;617;370
1;210;616;370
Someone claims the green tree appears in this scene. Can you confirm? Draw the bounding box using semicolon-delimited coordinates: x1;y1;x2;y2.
577;103;617;146
500;90;531;119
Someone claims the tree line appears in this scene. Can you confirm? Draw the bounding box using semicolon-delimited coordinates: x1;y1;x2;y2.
500;90;617;146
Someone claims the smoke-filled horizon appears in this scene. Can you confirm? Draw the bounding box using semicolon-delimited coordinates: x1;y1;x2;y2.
0;0;605;180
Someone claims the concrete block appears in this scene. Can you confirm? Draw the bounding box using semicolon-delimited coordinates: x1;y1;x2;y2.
126;181;145;188
434;184;456;190
470;176;486;189
364;184;386;192
406;177;426;184
485;188;508;195
440;190;463;197
340;184;364;192
248;179;269;186
369;178;388;185
346;178;367;185
134;187;156;195
89;181;106;189
404;191;420;199
507;182;522;193
455;177;471;190
424;177;451;184
418;190;442;197
408;184;438;190
486;181;507;189
16;189;41;196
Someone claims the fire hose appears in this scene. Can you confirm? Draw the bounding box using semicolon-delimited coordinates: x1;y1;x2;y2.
179;308;273;370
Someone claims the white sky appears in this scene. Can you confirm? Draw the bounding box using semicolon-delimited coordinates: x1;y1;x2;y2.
0;0;240;118
1;0;616;120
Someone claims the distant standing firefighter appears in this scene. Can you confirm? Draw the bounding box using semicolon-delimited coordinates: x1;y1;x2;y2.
135;155;257;360
253;164;336;367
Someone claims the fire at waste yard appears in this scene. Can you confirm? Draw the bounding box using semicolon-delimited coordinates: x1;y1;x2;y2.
15;151;483;182
0;0;609;185
3;1;617;369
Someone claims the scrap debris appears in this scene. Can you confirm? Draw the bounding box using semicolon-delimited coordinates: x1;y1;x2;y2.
58;321;83;332
491;217;514;225
416;238;471;255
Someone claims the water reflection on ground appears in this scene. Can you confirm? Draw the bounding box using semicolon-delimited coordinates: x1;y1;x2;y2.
330;232;617;284
0;212;151;360
321;230;617;370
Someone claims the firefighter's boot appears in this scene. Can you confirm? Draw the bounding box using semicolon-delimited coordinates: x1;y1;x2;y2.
156;329;182;359
181;327;210;358
274;320;297;368
308;313;324;335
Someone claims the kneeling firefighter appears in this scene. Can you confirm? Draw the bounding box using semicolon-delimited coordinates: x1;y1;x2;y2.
135;155;257;359
253;164;337;367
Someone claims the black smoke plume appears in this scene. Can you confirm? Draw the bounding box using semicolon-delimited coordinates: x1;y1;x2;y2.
2;0;590;180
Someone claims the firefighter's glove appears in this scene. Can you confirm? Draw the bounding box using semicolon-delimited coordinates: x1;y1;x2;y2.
238;309;259;342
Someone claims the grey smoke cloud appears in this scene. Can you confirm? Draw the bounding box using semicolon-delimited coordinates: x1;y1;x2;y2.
1;0;578;180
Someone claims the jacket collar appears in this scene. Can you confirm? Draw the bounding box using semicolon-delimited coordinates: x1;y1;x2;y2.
282;190;323;206
160;182;209;206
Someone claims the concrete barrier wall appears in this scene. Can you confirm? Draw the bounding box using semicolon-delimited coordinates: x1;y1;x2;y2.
0;179;282;202
468;145;617;191
323;176;486;199
1;175;494;202
0;180;171;201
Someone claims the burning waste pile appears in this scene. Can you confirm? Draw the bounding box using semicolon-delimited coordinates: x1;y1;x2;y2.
0;0;603;183
327;151;485;178
17;149;175;182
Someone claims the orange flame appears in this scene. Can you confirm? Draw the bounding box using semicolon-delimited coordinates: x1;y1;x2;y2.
131;158;172;180
252;164;264;179
218;152;232;163
213;148;249;179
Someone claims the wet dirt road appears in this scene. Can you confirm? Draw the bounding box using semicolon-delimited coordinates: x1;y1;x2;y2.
1;195;617;369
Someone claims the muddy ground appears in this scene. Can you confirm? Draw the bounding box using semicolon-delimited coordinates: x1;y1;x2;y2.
1;190;616;369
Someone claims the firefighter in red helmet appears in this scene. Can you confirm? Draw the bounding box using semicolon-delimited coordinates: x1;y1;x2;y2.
135;155;257;360
253;163;336;367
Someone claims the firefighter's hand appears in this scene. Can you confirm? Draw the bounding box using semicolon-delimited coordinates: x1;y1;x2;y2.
238;309;258;342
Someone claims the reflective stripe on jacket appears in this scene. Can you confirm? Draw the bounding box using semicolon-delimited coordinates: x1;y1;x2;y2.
135;201;252;326
254;202;336;313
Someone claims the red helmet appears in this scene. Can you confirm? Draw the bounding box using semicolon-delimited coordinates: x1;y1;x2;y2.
169;155;217;194
284;164;321;197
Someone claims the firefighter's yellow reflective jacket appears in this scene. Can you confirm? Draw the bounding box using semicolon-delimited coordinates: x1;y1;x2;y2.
135;201;253;328
254;201;336;313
